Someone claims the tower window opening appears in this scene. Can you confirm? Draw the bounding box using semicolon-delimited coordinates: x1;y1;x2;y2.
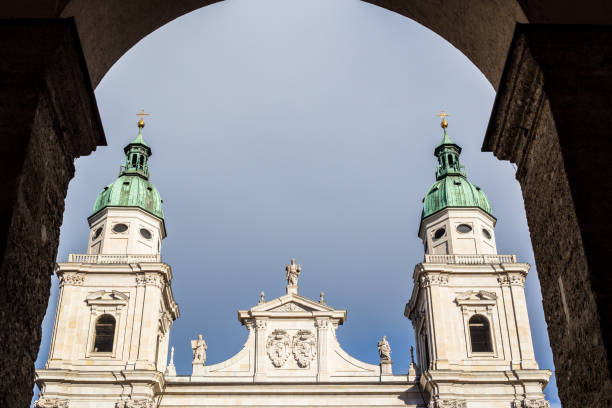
433;228;445;240
482;229;492;240
457;224;472;233
448;155;454;166
469;314;493;353
131;154;137;167
422;330;431;370
139;156;144;169
93;314;116;352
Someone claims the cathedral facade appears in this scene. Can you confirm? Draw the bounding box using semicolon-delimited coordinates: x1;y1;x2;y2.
35;116;551;408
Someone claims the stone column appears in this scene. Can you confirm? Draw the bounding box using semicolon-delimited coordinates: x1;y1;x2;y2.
483;24;612;407
315;318;329;382
0;18;104;408
254;319;268;381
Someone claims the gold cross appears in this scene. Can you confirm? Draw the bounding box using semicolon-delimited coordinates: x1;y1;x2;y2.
435;110;450;128
136;109;150;128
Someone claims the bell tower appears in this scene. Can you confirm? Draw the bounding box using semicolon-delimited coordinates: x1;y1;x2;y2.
36;115;179;408
405;114;551;408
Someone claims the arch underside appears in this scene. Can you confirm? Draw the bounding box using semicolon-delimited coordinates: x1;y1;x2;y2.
0;0;530;88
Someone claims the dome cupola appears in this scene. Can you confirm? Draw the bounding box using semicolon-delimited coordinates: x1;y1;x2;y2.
92;114;164;221
86;112;166;256
422;118;491;219
419;112;497;256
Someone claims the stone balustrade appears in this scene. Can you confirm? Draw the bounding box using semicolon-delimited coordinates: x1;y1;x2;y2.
424;254;516;264
68;254;161;264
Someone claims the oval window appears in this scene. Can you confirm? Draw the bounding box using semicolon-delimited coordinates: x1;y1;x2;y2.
112;223;128;233
140;228;152;239
457;224;472;233
433;228;446;240
482;229;492;239
93;227;103;239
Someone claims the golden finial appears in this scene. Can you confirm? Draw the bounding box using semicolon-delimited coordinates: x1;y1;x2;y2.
136;109;150;128
435;110;450;129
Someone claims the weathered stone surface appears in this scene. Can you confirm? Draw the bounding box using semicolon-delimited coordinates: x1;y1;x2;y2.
0;19;104;408
483;25;612;407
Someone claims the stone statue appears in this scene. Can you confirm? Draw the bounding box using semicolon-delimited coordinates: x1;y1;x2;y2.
377;335;392;362
259;291;265;304
191;334;207;365
285;258;301;286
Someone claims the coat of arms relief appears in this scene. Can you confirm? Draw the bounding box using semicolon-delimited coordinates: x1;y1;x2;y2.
266;329;317;368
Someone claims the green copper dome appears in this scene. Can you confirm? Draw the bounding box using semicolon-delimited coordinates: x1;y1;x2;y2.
422;128;492;219
91;126;164;220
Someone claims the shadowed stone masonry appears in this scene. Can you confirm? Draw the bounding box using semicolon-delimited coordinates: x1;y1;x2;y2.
0;19;105;408
483;24;612;408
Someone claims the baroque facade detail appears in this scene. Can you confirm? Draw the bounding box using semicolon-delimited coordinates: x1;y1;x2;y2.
266;329;291;367
419;273;449;288
292;330;317;368
34;398;69;408
115;399;153;408
497;273;526;287
135;272;165;288
58;272;84;287
429;400;467;408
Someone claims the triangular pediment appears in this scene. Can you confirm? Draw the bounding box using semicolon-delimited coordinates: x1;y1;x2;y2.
86;290;129;303
251;294;335;313
455;290;497;305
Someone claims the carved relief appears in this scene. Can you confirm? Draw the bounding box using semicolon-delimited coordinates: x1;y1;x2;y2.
135;273;165;288
498;273;525;287
420;274;449;288
266;329;291;367
314;319;329;329
292;330;317;368
272;302;309;312
522;400;551;408
429;399;467;408
59;273;84;287
116;399;153;408
255;320;267;330
34;398;69;408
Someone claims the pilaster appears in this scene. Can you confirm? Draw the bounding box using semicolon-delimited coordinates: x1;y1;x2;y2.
315;318;330;381
254;319;268;381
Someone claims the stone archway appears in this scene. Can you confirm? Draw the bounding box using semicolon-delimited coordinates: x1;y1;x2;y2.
1;1;611;407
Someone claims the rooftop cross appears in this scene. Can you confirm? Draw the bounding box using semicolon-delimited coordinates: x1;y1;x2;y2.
435;110;450;129
136;109;150;128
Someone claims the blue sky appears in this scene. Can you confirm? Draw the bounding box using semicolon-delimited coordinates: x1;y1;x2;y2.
36;0;560;405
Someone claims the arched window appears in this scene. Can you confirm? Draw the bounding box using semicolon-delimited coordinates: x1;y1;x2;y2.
139;155;144;169
131;154;137;167
469;314;493;352
93;314;116;352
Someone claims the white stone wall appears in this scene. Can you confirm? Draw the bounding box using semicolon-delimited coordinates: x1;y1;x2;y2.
419;208;497;255
87;207;165;256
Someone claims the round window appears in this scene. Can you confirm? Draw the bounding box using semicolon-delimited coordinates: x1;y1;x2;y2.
433;228;446;240
482;229;492;239
93;227;103;239
457;224;472;233
140;228;152;239
112;223;128;233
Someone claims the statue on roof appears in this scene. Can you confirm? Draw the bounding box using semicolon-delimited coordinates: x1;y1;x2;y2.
191;334;207;366
285;258;301;286
377;335;392;362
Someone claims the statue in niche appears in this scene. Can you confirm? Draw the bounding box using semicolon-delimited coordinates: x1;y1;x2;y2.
191;334;207;365
285;258;301;286
377;335;392;362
